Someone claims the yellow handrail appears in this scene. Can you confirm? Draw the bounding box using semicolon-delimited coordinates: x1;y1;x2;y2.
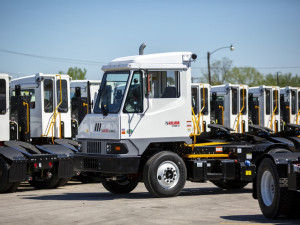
190;84;206;150
83;102;89;114
235;86;245;133
219;105;224;125
270;89;278;131
23;102;30;134
42;75;63;143
200;84;205;131
296;109;300;125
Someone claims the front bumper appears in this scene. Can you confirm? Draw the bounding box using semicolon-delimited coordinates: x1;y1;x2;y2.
74;153;141;174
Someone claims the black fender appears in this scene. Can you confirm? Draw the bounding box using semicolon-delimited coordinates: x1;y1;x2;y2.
252;151;300;200
36;144;75;158
283;136;300;151
0;146;28;162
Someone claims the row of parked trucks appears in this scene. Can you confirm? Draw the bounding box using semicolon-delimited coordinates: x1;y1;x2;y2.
0;51;299;219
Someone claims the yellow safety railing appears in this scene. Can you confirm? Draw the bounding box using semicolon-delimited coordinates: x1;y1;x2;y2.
42;75;63;143
235;86;245;133
190;84;206;150
270;89;278;131
296;109;300;125
83;102;89;114
219;105;224;125
23;102;30;134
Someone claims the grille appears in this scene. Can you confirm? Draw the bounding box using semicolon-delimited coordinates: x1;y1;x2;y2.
84;158;99;170
94;123;101;132
87;141;102;154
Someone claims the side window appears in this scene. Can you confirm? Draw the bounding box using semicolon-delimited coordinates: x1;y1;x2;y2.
232;88;238;115
291;90;296;115
147;71;180;98
11;89;35;108
0;79;6;114
191;87;198;114
56;80;68;113
240;89;247;115
273;90;279;115
266;90;271;115
123;71;143;113
44;79;53;113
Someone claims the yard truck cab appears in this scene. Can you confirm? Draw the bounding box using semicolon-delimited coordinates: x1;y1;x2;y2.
8;73;78;189
76;52;196;194
280;86;300;129
75;52;300;219
248;85;280;132
191;83;211;133
210;84;248;133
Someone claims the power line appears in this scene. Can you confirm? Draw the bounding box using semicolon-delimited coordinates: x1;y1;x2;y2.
192;66;300;70
0;48;108;65
1;48;300;72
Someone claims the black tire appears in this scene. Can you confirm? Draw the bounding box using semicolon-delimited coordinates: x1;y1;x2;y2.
211;180;249;189
143;151;187;198
29;176;60;189
0;157;10;193
257;157;294;219
6;182;20;193
101;176;139;194
55;178;70;188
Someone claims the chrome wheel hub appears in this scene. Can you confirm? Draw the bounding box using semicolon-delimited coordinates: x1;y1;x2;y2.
157;161;180;189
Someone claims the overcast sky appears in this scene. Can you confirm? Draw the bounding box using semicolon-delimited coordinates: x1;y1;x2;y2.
0;0;299;80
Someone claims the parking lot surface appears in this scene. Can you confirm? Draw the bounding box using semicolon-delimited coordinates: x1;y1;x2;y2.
0;181;299;225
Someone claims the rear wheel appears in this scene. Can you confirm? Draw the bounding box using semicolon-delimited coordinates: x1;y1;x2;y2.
0;157;20;193
257;157;294;219
0;157;10;193
101;176;139;194
29;175;60;189
55;178;70;188
143;151;186;197
6;182;20;193
211;180;249;189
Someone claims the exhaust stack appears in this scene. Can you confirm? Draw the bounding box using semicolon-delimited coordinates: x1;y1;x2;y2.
139;43;146;55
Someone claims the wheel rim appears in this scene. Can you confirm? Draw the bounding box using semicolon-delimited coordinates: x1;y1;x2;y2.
156;161;180;189
261;170;275;206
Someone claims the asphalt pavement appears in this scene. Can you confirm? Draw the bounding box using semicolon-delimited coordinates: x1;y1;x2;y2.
0;181;299;225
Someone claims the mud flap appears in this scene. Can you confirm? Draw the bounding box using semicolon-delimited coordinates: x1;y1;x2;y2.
57;159;74;178
8;161;27;182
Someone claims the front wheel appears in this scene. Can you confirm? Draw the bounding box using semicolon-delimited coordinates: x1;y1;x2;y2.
101;176;139;194
143;151;187;197
257;158;294;219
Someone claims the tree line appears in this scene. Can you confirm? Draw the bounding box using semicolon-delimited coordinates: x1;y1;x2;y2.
195;57;300;87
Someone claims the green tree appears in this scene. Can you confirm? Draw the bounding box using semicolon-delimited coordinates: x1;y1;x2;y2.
225;67;264;86
201;57;232;85
59;67;87;80
263;73;300;87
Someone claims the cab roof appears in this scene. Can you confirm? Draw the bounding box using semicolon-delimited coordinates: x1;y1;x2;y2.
102;52;194;71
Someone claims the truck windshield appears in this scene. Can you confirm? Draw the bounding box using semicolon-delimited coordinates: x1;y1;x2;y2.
94;71;129;114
